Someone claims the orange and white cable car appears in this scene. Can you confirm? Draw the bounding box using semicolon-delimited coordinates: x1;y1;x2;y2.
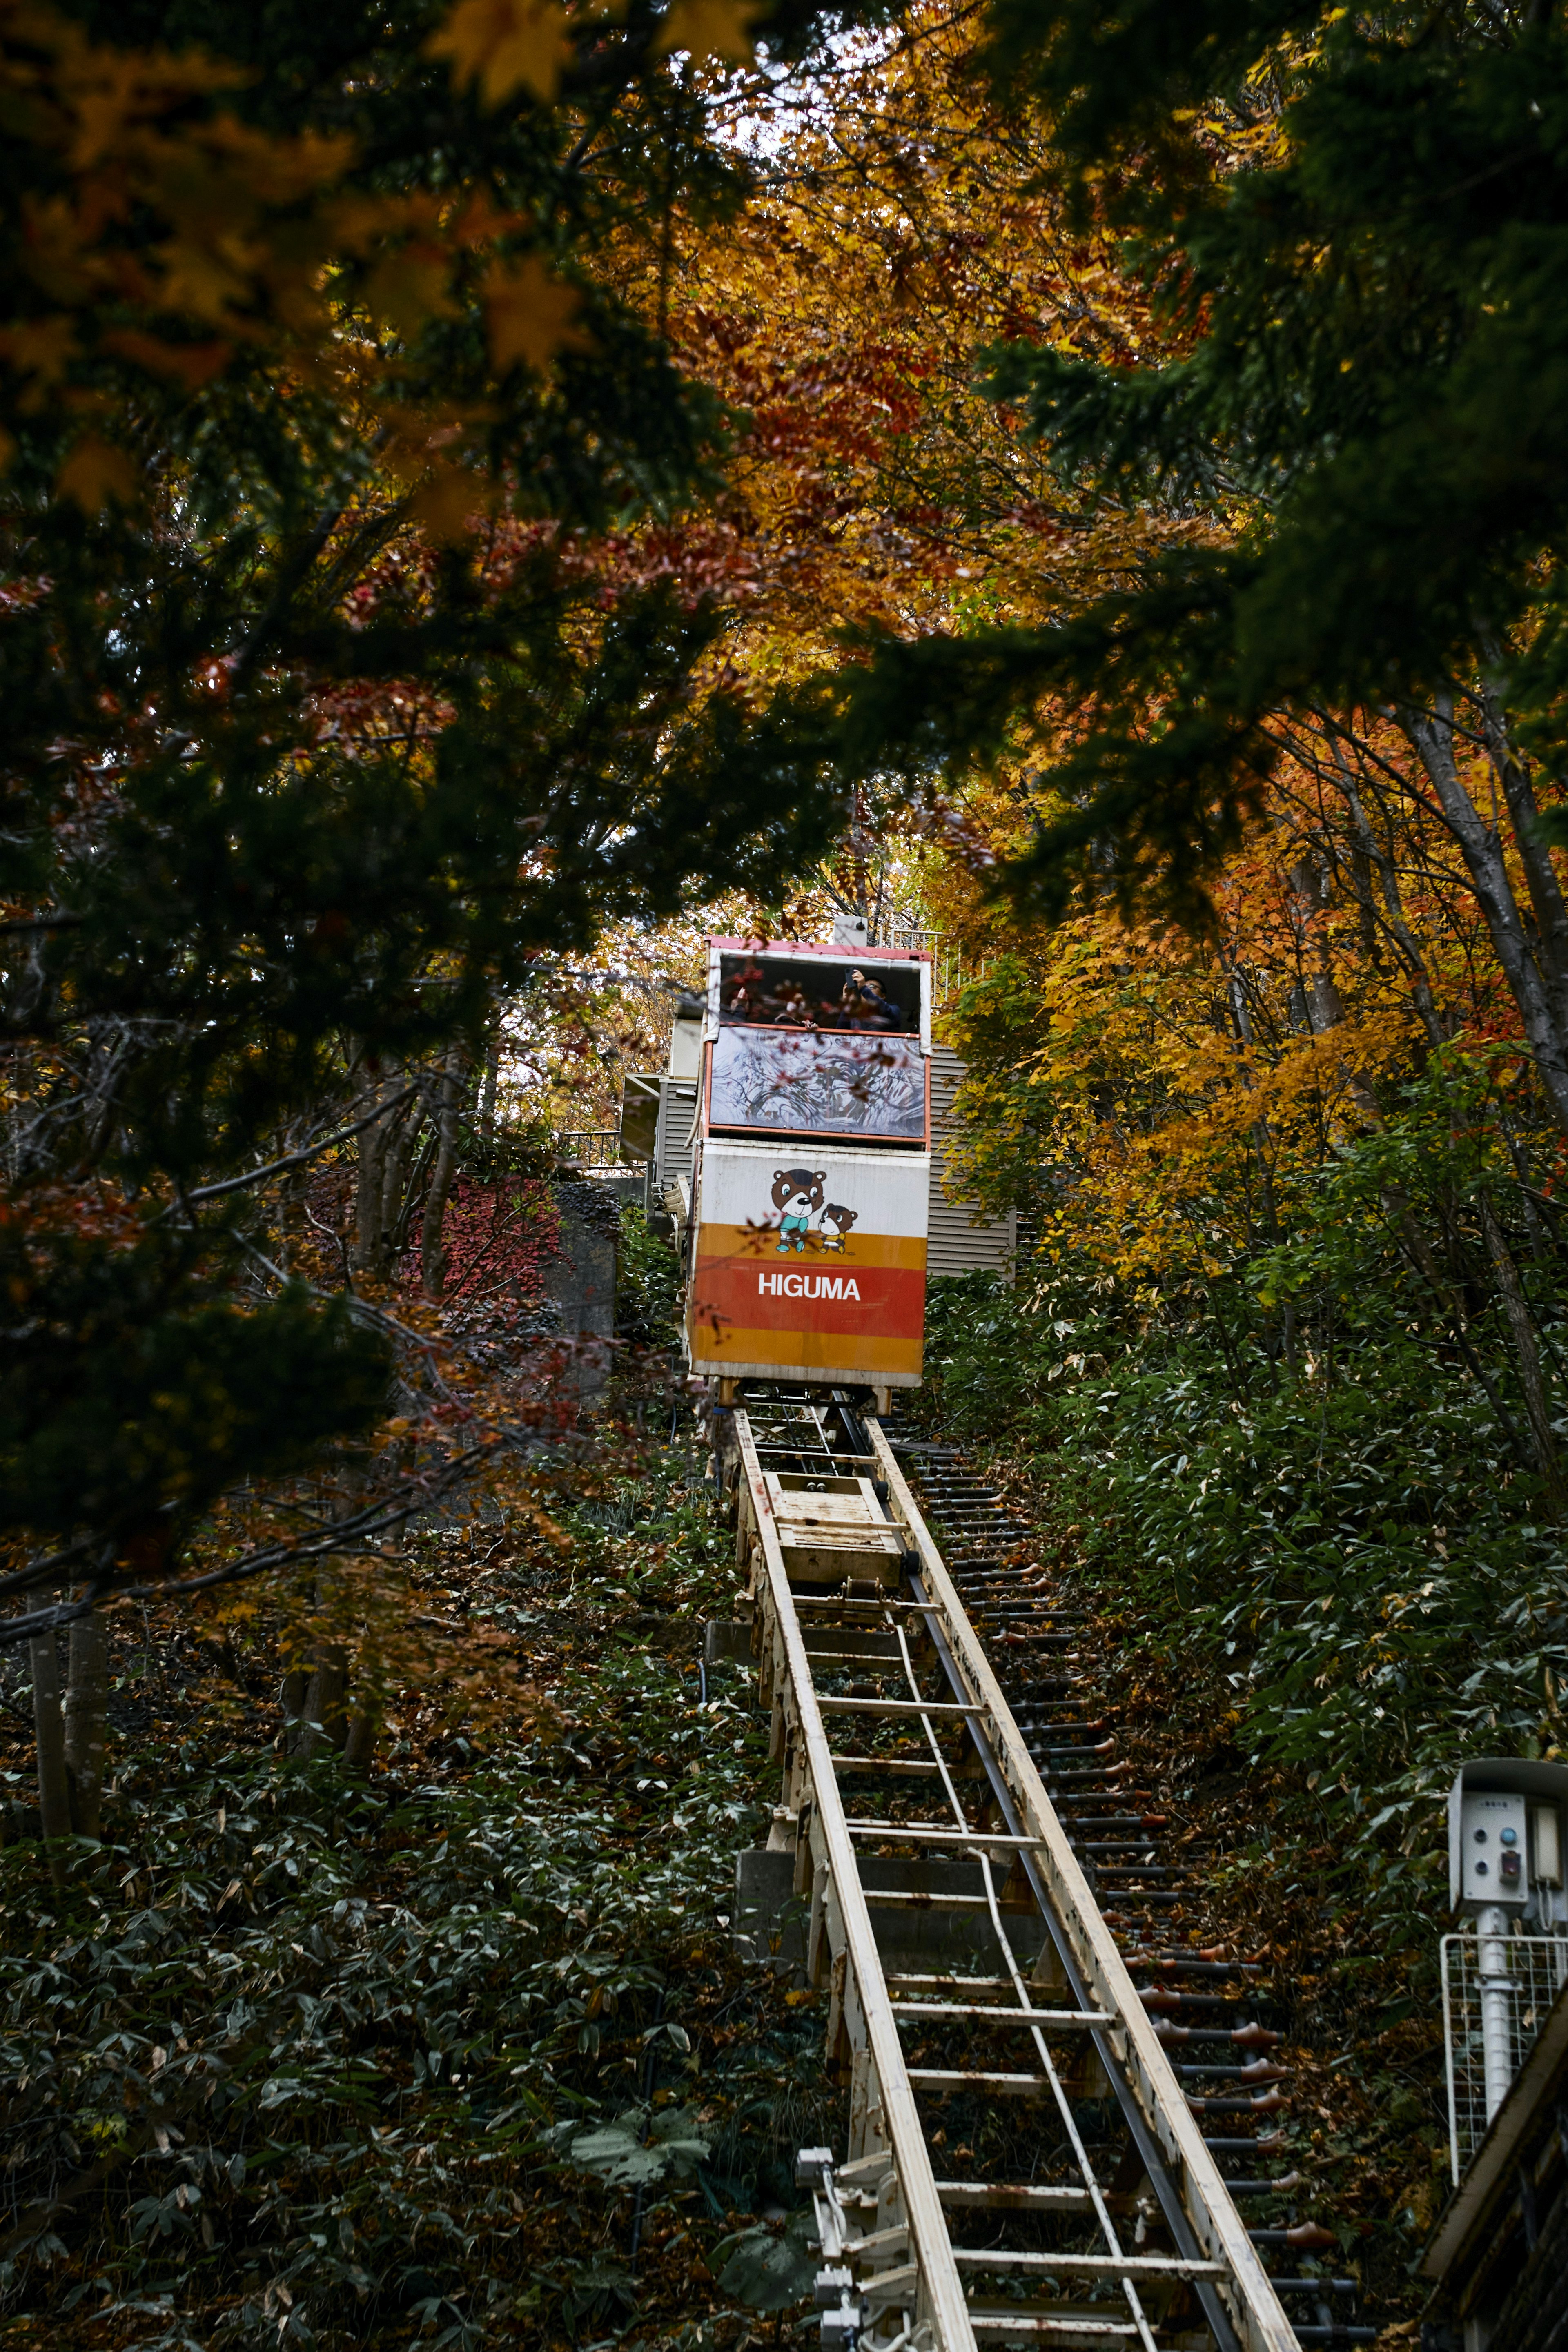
682;939;933;1401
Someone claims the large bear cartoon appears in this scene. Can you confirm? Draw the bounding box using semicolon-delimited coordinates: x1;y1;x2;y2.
771;1167;826;1254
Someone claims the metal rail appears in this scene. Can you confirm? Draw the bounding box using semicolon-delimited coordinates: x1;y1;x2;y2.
879;1437;1370;2352
553;1127;621;1169
729;1394;1303;2352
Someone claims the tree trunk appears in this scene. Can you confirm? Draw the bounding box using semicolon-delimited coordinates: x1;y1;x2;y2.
297;1644;348;1760
1391;1200;1537;1475
1321;733;1447;1050
62;1608;108;1839
1478;1194;1565;1517
1495;1102;1557;1262
342;1703;377;1773
1289;744;1560;1473
1478;674;1568;1038
30;1628;71;1886
1399;698;1568;1138
1286;844;1347;1034
378;1092;422;1252
281;1667;309;1757
1282;835;1387;1125
352;1067;392;1273
278;1160;308;1274
420;1049;466;1298
1223;962;1294;1374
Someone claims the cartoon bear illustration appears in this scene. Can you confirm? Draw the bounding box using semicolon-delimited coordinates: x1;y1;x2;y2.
818;1203;858;1253
771;1167;826;1254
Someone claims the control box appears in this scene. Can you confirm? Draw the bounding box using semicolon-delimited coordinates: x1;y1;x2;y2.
1455;1790;1529;1907
1447;1757;1568;1921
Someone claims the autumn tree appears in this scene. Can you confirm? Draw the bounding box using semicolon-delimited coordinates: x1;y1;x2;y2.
824;0;1568;1136
0;0;882;1856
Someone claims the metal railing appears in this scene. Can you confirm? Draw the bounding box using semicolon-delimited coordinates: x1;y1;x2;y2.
1440;1931;1568;2180
881;926;969;1010
553;1129;621;1169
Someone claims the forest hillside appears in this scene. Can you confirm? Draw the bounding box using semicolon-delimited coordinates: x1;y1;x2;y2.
4;0;1568;2345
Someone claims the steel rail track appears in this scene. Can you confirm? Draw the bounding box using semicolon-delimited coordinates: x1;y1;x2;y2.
726;1390;1334;2352
882;1433;1373;2352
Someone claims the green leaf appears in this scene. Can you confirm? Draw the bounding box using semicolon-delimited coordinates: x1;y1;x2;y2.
564;2105;711;2187
719;2220;822;2314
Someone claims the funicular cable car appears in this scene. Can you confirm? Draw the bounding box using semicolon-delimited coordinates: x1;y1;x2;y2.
682;938;932;1413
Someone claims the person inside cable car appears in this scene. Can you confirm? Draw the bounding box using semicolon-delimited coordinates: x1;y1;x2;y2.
839;969;900;1031
771;980;816;1027
724;960;767;1022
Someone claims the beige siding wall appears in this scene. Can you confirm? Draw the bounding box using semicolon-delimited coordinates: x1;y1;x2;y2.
928;1045;1016;1281
655;1080;699;1194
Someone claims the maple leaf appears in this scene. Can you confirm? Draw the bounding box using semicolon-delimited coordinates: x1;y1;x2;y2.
483;255;589;373
99;329;232;389
426;0;574;107
55;433;138;512
655;0;761;63
156;234;250;325
0;315;79;387
362;248;457;336
409;461;483;543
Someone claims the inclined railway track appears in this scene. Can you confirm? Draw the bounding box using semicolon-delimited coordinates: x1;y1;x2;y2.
723;1390;1374;2352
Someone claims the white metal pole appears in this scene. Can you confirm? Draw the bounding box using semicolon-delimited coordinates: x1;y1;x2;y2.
1476;1904;1515;2124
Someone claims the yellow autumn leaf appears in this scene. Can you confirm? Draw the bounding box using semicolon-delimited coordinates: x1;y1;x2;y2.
0;314;78;400
362;248;457;336
156;235;251;324
199;119;356;206
655;0;761;63
426;0;573;107
483;254;589;372
409;460;483;542
69;62;194;171
56;434;138;512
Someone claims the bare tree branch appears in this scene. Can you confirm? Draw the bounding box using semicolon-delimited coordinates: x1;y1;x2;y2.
158;1085;420;1216
0;1454;492;1646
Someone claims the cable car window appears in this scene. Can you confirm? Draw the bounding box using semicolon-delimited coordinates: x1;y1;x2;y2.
709;1027;927;1142
718;953;919;1035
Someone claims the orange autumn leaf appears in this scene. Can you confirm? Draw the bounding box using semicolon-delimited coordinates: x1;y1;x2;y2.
56;432;138;510
361;246;458;335
409;460;483;542
483;254;588;372
426;0;574;106
655;0;760;62
0;315;79;388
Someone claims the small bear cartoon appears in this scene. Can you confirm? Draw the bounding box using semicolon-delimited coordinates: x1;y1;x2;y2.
771;1167;826;1254
818;1203;858;1253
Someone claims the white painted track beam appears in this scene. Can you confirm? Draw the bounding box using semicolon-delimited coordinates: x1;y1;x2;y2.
734;1412;978;2352
867;1420;1301;2352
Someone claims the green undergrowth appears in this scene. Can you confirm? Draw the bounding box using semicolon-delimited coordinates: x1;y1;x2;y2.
0;1445;826;2352
614;1210;684;1359
915;1270;1568;1942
